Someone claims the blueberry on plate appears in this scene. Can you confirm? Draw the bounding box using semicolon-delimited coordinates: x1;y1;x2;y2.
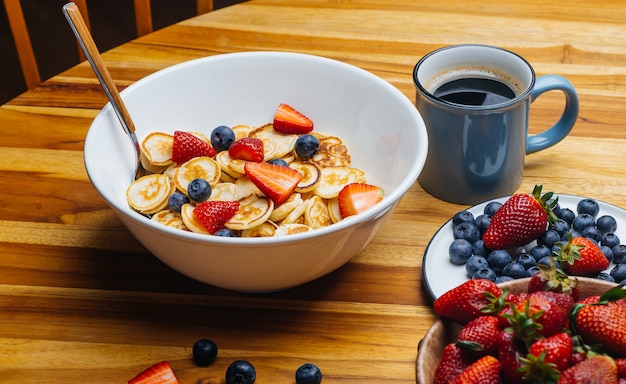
496;275;514;284
517;253;536;270
600;245;614;263
537;229;561;249
612;244;626;264
529;244;551;261
572;213;596;233
226;360;256;384
577;198;600;217
596;272;615;282
502;261;527;279
449;238;473;265
295;363;322;384
452;210;474;226
474;214;491;234
486;250;512;275
610;263;626;282
550;218;570;237
600;232;620;248
188;178;211;202
465;255;489;279
452;222;481;243
471;240;489;257
472;268;497;281
483;201;502;217
294;134;320;159
211;125;236;152
596;215;618;234
193;338;218;366
526;265;541;277
555;207;575;225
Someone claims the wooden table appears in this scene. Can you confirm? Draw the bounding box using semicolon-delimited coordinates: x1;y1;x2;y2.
2;0;626;382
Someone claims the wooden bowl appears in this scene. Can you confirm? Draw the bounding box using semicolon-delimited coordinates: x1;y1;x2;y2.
416;277;619;384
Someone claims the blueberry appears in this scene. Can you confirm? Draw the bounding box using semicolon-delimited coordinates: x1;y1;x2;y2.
472;268;497;281
517;253;536;270
555;207;575;225
226;360;256;384
483;201;502;217
294;134;320;159
466;255;489;278
600;245;615;263
168;191;190;213
449;239;473;265
537;256;560;269
572;214;595;233
550;219;570;237
529;245;551;261
215;228;240;237
269;158;289;167
596;215;618;234
474;214;491;234
502;262;527;279
487;250;512;275
577;198;600;217
295;363;322;384
526;265;541;277
610;263;626;282
452;210;475;226
188;178;211;202
193;338;218;366
613;245;626;264
537;229;561;249
581;226;602;243
596;272;615;282
496;275;514;284
452;222;481;243
561;230;581;241
471;240;489;257
211;125;236;152
600;233;621;248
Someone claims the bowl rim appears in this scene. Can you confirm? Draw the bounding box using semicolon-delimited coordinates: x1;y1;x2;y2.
84;51;428;245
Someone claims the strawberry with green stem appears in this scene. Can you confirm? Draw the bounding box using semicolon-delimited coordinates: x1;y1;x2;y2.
483;185;558;250
528;255;580;301
554;232;611;276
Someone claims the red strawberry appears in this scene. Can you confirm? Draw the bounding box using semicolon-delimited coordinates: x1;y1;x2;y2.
337;183;384;218
555;233;611;276
570;286;626;356
497;329;527;384
557;355;618;384
244;161;302;206
527;332;573;372
527;258;580;301
433;343;473;384
456;315;500;357
273;103;314;134
502;291;574;340
228;137;264;163
617;358;626;378
433;279;503;325
193;200;240;234
483;185;557;249
172;131;216;164
452;355;501;384
127;361;179;384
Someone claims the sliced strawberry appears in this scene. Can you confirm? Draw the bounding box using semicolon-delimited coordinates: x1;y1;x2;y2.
337;183;384;218
172;130;216;164
244;161;302;206
228;137;264;162
193;200;240;234
272;103;314;134
127;361;179;384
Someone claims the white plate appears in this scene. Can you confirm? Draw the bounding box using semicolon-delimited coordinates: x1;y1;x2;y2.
422;194;626;300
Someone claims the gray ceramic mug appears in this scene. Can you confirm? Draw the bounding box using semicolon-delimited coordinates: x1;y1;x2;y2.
413;44;578;205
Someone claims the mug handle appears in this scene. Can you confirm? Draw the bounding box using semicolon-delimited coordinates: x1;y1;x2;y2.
526;74;579;154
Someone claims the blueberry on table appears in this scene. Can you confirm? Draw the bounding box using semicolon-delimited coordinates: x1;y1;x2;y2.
295;363;323;384
596;215;618;234
577;198;600;217
294;134;320;159
211;125;236;152
449;238;473;265
192;338;218;366
226;360;256;384
452;210;475;226
188;178;212;202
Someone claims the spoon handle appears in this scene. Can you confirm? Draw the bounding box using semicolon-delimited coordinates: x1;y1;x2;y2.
62;2;138;140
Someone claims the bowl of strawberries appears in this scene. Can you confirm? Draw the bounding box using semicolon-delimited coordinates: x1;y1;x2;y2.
84;51;428;292
416;275;626;383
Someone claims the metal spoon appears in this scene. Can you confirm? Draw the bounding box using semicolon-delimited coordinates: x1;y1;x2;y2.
63;2;146;180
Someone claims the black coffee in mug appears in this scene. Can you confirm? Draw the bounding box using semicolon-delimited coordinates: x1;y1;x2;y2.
433;77;516;106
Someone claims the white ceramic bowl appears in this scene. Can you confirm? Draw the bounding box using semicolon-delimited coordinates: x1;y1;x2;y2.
84;51;428;292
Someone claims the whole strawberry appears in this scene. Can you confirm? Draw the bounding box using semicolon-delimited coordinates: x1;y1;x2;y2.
433;343;473;384
555;232;611;276
527;257;580;301
433;279;503;324
570;286;626;356
497;329;527;384
483;185;557;249
452;355;501;384
456;315;500;357
557;355;618;384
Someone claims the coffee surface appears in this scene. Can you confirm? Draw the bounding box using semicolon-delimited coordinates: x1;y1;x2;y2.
433;77;516;106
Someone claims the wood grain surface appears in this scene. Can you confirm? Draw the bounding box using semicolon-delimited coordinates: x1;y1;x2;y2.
2;0;626;382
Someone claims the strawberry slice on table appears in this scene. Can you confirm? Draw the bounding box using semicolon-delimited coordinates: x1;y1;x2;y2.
555;232;611;276
433;279;503;325
337;183;384;218
272;103;314;134
193;200;240;234
228;137;264;162
127;361;179;384
172;130;216;164
244;161;303;206
483;185;558;250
